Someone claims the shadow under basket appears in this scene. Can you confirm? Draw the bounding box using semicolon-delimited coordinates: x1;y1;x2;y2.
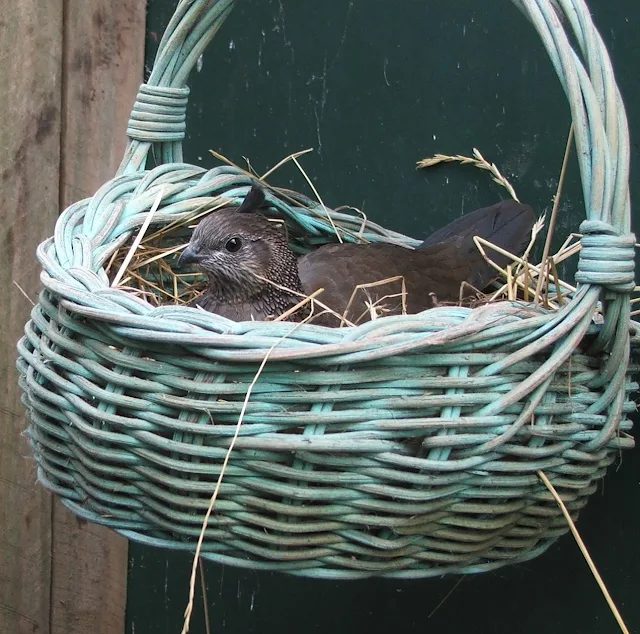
16;0;639;579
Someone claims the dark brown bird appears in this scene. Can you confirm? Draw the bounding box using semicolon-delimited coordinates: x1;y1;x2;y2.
178;186;536;326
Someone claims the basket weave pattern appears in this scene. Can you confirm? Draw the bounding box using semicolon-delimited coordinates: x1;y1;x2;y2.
17;0;637;579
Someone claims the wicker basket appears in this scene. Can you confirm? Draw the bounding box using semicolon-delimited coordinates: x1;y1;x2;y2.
17;0;638;579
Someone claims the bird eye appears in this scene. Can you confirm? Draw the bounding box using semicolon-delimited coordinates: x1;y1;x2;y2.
225;237;242;253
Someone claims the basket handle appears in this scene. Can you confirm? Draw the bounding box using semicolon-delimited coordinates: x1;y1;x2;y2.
509;0;635;370
118;0;236;175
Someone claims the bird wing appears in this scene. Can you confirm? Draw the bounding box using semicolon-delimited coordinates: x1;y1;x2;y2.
420;200;535;289
298;242;474;326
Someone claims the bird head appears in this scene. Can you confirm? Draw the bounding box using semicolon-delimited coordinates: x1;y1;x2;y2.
178;186;300;299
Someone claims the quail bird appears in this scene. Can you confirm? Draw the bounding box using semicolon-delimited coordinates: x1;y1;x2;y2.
177;185;536;326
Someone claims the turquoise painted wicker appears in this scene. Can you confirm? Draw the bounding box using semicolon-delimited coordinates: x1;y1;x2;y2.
16;0;638;579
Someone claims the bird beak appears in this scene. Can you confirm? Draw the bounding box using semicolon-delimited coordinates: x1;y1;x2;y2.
178;245;202;267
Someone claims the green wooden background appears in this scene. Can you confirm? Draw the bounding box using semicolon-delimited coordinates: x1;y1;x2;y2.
126;2;639;632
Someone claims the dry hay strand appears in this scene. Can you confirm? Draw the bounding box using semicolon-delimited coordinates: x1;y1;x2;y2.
106;193;233;306
340;275;409;327
538;471;630;634
179;312;318;634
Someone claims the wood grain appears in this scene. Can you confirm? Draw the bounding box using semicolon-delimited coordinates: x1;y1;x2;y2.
51;2;147;634
0;2;63;633
0;1;146;633
60;0;147;207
